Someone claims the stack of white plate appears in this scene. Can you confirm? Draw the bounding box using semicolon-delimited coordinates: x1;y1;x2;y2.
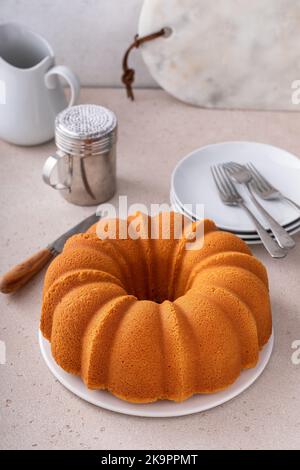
170;142;300;244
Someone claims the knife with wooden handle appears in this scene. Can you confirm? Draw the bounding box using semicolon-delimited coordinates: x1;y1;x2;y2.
0;212;100;294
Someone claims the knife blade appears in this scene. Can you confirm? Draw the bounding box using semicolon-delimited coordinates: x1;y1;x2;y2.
0;212;101;294
49;212;100;255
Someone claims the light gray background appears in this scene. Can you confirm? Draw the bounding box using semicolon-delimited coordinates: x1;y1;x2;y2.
0;0;156;87
2;0;300;112
1;88;300;449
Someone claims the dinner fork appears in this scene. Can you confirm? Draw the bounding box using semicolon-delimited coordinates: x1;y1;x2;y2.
211;165;287;258
246;162;300;212
224;162;295;249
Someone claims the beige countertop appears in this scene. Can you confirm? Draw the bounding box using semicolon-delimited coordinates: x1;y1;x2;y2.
1;88;300;450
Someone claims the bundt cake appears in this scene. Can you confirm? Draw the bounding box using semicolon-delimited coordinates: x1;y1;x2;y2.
40;211;272;403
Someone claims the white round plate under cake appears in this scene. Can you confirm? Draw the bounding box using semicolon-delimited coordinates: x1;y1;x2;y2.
171;141;300;243
39;330;273;418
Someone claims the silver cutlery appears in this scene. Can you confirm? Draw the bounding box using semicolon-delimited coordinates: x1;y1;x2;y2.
246;162;300;212
211;165;287;258
224;162;295;250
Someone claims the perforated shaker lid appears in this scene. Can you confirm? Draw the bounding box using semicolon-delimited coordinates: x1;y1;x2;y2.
55;104;117;141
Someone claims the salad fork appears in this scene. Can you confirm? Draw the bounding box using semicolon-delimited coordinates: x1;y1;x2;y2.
211;165;287;258
246;162;300;212
224;162;295;250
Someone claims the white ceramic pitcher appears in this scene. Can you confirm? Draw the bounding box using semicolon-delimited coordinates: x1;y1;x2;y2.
0;22;80;146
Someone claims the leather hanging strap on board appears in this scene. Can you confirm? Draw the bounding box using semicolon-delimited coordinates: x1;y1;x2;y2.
122;28;166;101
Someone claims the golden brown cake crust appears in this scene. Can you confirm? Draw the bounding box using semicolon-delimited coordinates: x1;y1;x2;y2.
40;212;272;403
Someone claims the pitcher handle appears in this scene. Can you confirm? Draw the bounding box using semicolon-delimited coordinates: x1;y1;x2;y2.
45;65;80;107
42;151;71;190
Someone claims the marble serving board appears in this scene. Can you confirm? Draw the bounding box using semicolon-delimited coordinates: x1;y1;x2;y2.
138;0;300;110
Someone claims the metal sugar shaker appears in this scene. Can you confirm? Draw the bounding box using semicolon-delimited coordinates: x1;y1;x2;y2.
42;104;117;206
